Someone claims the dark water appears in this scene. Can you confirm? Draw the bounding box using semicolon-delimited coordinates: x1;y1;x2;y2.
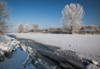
7;34;87;69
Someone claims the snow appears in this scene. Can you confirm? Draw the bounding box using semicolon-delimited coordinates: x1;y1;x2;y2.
87;64;100;69
0;35;36;69
0;42;15;52
0;50;4;55
9;33;100;62
0;35;10;42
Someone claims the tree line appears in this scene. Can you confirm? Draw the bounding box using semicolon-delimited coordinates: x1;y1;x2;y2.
1;1;100;34
17;3;85;34
17;23;39;33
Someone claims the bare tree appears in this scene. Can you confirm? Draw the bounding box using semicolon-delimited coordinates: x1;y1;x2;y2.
61;3;84;34
17;23;24;33
0;1;9;34
24;24;29;33
33;24;38;32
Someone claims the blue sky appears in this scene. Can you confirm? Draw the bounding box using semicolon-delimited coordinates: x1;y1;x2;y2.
7;0;100;32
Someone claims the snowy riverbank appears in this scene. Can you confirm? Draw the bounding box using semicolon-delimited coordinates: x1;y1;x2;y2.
0;35;36;69
9;33;100;62
0;33;100;69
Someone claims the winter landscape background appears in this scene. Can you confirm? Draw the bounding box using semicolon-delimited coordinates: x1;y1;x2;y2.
0;0;100;69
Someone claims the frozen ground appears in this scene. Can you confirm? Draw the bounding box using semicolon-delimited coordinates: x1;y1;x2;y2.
9;33;100;62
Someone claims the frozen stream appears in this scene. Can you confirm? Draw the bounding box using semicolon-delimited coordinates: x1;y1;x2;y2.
7;34;100;69
12;37;86;69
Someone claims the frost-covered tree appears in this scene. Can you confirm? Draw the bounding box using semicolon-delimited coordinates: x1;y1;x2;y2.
24;24;29;33
33;24;38;32
61;3;84;34
17;23;24;33
0;1;9;34
90;25;100;34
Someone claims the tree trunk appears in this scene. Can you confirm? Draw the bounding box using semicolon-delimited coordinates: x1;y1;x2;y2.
70;25;73;34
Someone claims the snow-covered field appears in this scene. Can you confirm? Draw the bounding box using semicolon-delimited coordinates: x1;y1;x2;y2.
9;33;100;62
